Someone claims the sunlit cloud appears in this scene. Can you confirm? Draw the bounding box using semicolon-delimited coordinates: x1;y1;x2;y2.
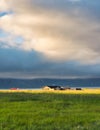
0;0;100;65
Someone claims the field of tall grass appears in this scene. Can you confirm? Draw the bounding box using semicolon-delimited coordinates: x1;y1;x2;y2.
0;92;100;130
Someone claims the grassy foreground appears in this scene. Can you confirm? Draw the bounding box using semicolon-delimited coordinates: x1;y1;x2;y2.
0;92;100;130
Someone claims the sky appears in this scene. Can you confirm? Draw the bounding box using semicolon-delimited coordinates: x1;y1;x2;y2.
0;0;100;79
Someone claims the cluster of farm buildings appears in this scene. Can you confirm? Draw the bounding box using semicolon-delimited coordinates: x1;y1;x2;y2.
43;85;82;90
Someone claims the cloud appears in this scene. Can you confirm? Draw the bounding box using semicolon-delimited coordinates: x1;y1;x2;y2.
0;0;10;12
0;47;100;78
0;0;100;64
69;0;81;2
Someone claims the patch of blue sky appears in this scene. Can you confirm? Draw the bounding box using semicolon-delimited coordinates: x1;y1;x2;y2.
0;29;9;38
0;11;13;17
14;36;24;44
0;12;7;17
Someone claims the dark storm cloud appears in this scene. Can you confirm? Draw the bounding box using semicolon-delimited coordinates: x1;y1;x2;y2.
0;48;100;78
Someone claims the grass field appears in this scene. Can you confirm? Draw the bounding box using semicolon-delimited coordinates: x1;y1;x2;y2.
0;92;100;130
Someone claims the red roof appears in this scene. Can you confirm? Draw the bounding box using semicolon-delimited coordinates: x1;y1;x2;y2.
10;88;19;90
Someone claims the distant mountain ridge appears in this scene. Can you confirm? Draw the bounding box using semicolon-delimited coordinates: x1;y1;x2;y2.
0;78;100;89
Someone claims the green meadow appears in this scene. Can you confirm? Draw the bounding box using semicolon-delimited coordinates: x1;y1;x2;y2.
0;92;100;130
